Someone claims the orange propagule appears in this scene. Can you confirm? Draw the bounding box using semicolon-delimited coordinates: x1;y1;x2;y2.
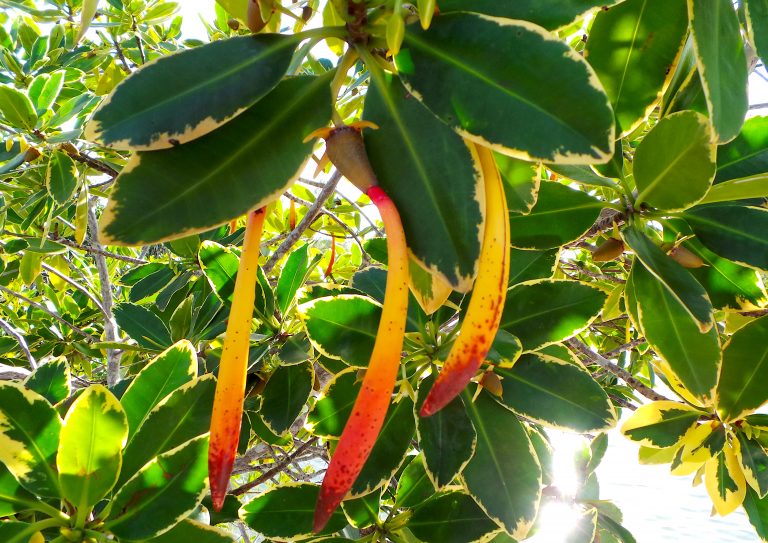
306;122;410;532
419;143;510;417
208;207;267;511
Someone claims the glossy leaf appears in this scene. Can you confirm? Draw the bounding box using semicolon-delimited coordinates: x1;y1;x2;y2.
99;75;332;245
634;111;716;211
408;491;499;543
114;302;172;350
199;241;240;303
715;316;768;421
307;369;359;439
629;263;721;403
395;454;435;508
716;116;768;182
105;435;209;541
507;248;558;286
499;279;607;350
395;13;614;163
45;150;78;205
276;244;310;314
508;182;604;249
364;72;482;291
120;340;197;440
416;376;476;489
621;401;706;448
0;382;61;497
700;174;768;204
57;385;128;513
342;491;380;528
259;361;313;435
0;461;39;516
135;519;234;543
496;353;617;432
239;484;347;539
688;0;748;142
437;0;621;30
585;0;688;135
743;487;768;542
705;445;746;516
737;433;768;498
300;295;378;367
622;227;714;331
0;85;37;130
119;376;215;488
85;35;298;150
462;390;541;539
23;357;70;405
496;152;540;214
684;205;768;271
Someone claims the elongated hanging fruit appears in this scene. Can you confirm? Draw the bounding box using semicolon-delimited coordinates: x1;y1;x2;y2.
208;208;267;511
308;124;409;532
288;198;297;230
247;0;272;33
420;144;510;417
324;235;336;277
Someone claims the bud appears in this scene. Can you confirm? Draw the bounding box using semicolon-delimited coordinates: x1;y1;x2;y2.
227;18;240;31
592;237;624;262
480;371;503;397
669;245;705;268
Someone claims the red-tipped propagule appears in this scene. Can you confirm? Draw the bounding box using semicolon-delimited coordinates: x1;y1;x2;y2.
208;208;267;511
306;123;409;532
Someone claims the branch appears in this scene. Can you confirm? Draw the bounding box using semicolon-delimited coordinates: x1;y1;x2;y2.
0;362;31;381
263;171;342;274
88;198;122;386
0;285;97;342
0;318;36;369
41;262;108;317
53;236;148;265
602;337;646;359
566;209;625;249
65;150;119;178
231;438;318;496
565;338;670;402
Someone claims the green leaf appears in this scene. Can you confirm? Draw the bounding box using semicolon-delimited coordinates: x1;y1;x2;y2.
118;376;215;488
629;263;721;403
743;487;768;542
634;111;716;211
35;70;64;112
199;241;240;303
215;0;247;20
496;353;617;432
507;248;558;286
437;0;622;32
508;182;604;249
737;433;768;498
120;340;197;440
416;375;476;489
259;361;313;435
24;357;70;405
0;522;35;543
700;174;768;205
683;205;768;271
715;116;768;183
239;483;347;539
45;150;79;205
114;303;172;350
307;368;359;438
0;85;37;130
462;390;541;539
343;490;380;528
585;0;688;135
300;295;378;367
499;279;607;350
395;454;435;508
75;0;98;43
408;491;499;543
395;13;614;163
747;0;768;64
0;382;61;497
85;35;299;150
276;244;310;314
622;227;714;331
351;395;415;496
496;152;540;214
129;267;176;303
105;435;209;541
99;74;332;246
715;316;768;421
363;71;482;291
548;164;619;190
57;385;128;514
0;462;39;517
133;519;235;543
351;266;423;333
620;400;706;448
688;0;748;142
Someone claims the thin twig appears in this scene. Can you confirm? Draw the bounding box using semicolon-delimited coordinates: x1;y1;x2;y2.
602;338;646;359
88;198;122;386
41;262;108;317
0;317;36;369
566;338;670;402
54;236;147;265
231;439;318;496
65;150;119;178
0;285;97;342
263;171;342;274
561;263;626;284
